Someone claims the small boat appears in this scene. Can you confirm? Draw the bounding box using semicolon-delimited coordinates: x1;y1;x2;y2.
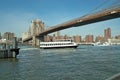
93;42;110;46
40;39;78;49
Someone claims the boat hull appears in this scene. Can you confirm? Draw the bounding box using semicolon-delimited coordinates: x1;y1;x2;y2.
40;45;78;49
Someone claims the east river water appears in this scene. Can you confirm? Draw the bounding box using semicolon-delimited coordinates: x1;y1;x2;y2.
0;45;120;80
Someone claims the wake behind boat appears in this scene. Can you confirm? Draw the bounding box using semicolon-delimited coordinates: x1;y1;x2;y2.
40;39;78;49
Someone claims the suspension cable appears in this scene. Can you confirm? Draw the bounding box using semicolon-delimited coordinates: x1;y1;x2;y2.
86;0;114;15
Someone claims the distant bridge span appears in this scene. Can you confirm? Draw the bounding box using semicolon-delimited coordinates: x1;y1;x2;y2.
23;6;120;42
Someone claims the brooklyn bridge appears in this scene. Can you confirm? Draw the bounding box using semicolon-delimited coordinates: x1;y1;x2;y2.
23;3;120;46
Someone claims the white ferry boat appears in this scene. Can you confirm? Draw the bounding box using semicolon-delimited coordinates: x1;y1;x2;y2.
40;39;78;49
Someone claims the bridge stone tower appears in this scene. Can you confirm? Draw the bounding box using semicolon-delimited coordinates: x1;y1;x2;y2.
29;19;45;46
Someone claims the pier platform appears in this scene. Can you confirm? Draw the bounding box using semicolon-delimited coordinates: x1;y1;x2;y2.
0;48;20;58
0;37;20;58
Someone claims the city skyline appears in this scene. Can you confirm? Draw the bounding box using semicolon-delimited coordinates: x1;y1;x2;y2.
0;27;120;45
0;0;120;37
51;27;119;40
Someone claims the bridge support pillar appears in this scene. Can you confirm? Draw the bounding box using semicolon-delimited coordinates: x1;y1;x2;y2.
32;36;40;47
32;36;44;47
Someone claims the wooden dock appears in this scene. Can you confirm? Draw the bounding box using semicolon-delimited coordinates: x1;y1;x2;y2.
0;48;20;58
0;37;20;58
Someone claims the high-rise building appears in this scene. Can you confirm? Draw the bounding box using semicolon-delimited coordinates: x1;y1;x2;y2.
104;28;111;40
3;32;15;41
85;35;94;43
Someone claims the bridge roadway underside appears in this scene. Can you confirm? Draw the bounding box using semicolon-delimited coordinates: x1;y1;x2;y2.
43;12;120;34
72;13;120;27
24;12;120;43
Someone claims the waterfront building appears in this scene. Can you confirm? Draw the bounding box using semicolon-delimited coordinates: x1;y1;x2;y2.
85;35;94;43
52;36;56;42
56;35;71;40
56;35;66;40
52;31;60;42
64;35;71;40
108;39;120;45
3;32;15;41
104;28;111;40
115;35;120;39
44;35;53;42
95;35;105;42
55;35;71;42
73;35;82;43
44;35;73;42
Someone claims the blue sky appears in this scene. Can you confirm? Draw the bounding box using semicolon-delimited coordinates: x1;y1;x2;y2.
0;0;120;38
